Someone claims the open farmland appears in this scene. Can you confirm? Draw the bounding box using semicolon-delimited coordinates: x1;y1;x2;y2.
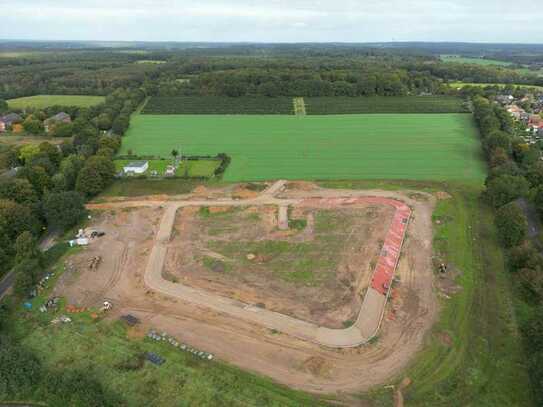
448;81;543;90
440;55;513;66
7;94;105;109
142;96;294;115
304;96;468;114
121;114;485;182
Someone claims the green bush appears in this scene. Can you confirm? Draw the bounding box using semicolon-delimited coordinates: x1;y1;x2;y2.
495;203;528;248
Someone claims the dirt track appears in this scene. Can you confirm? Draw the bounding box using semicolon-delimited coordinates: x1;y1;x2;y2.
88;181;409;347
67;181;438;394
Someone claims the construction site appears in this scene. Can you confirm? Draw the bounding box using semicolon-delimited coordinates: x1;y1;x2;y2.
52;181;438;393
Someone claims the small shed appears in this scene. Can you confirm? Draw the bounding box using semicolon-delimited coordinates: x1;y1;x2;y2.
123;161;149;175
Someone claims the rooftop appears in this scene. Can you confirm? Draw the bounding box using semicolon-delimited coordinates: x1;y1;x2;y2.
1;113;22;123
46;112;70;122
124;161;148;168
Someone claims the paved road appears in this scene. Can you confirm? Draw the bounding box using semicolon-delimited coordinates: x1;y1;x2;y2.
90;181;411;348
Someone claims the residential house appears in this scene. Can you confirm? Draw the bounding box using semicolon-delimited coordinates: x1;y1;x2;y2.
0;113;22;131
123;161;149;175
44;112;71;133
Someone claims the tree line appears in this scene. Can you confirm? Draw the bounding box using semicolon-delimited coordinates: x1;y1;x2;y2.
472;96;543;403
0;87;145;405
0;88;144;289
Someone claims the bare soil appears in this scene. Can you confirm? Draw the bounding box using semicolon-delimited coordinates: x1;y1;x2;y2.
164;203;394;328
57;182;438;395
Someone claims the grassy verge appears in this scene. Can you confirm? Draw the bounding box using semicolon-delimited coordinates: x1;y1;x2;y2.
323;181;532;406
402;185;531;405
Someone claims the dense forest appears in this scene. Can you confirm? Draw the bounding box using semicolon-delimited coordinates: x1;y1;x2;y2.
1;45;542;100
471;95;543;404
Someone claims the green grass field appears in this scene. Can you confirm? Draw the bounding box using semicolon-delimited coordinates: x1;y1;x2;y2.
121;114;486;183
449;81;543;90
7;95;106;109
441;55;543;77
440;55;513;66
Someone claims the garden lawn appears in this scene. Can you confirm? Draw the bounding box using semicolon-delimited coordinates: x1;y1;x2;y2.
121;114;486;183
114;159;220;177
7;95;105;109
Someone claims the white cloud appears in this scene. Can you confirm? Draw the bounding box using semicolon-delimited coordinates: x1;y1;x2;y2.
0;0;542;42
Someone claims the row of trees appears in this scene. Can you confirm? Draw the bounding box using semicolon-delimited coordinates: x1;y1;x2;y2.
473;96;543;403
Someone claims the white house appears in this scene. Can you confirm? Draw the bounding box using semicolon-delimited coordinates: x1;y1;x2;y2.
123;161;149;175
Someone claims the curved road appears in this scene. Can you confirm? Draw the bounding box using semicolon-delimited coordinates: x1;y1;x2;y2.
88;181;411;348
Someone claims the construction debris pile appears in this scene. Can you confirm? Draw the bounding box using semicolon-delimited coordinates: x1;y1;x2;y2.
39;297;60;313
147;330;214;361
51;315;72;324
88;256;102;271
29;271;56;298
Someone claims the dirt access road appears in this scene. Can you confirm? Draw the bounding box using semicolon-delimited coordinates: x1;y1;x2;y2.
80;181;437;394
91;181;410;347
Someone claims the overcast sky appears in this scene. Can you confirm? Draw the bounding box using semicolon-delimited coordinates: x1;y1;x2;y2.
1;0;542;43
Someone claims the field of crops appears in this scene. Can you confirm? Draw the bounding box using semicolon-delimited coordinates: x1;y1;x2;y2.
142;96;294;115
7;95;106;109
449;81;543;90
143;96;468;115
304;96;468;114
121;114;485;182
440;55;513;66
